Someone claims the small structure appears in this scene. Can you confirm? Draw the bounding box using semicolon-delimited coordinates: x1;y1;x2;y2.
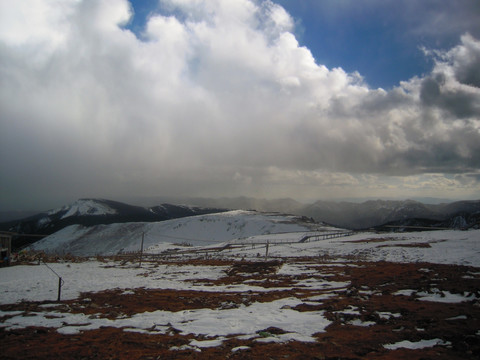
0;232;12;267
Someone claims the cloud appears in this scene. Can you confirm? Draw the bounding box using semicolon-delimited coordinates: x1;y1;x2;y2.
302;0;480;40
420;35;480;119
446;33;480;88
405;0;480;39
0;0;479;209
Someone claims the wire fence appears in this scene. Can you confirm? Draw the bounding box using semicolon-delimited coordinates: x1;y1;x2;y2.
122;230;357;259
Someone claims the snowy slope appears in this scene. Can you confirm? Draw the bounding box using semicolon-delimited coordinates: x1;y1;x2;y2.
1;198;228;250
223;229;480;266
55;199;118;219
28;210;322;256
5;229;480;305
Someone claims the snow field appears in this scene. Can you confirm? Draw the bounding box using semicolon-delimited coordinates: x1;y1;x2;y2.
0;297;330;343
0;261;230;304
218;229;480;266
2;228;479;354
0;259;343;345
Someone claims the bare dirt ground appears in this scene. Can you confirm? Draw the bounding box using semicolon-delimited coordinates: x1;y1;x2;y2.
1;257;479;359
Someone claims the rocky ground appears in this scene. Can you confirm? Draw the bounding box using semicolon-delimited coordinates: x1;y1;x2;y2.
1;255;479;359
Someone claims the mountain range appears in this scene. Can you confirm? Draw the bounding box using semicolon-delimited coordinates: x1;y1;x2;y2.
301;199;480;229
181;197;480;229
2;197;479;252
0;199;227;250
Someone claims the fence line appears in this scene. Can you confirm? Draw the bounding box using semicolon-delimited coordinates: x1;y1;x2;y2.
299;231;355;243
113;230;356;260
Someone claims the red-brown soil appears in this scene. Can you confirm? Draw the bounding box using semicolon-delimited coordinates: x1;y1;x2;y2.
1;258;479;359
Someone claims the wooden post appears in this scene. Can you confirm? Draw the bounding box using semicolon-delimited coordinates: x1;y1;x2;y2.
57;277;62;302
139;232;145;267
265;241;269;261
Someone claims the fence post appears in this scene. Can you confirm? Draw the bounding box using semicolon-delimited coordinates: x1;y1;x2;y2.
265;241;269;261
57;277;63;302
139;232;145;267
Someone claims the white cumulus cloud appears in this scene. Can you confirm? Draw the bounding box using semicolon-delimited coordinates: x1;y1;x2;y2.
0;0;479;209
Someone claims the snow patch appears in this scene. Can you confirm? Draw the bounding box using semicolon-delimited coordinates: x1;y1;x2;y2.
0;298;331;341
232;346;251;352
57;199;117;219
394;288;476;303
384;338;451;350
417;289;476;303
394;289;415;297
347;319;376;327
37;217;51;227
446;315;467;320
376;311;401;319
189;338;225;348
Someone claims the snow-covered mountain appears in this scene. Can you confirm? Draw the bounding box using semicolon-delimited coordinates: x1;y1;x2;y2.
376;211;480;231
3;198;480;253
300;200;435;229
0;199;227;250
52;199;119;219
301;199;480;229
28;210;323;256
169;197;480;229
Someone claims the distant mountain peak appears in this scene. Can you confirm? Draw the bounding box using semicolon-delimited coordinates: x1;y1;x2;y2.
0;199;230;251
48;199;118;219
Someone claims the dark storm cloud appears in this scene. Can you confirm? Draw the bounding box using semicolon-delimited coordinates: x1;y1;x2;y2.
420;73;480;118
450;34;480;88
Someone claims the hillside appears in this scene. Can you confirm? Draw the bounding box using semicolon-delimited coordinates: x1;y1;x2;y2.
3;198;480;254
0;199;227;250
188;197;480;229
28;210;323;256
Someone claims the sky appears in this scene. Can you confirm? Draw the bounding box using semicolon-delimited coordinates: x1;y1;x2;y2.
0;0;480;211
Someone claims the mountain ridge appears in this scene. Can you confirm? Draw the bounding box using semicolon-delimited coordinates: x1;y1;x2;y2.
0;198;228;250
179;197;480;230
2;197;480;252
28;210;324;256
